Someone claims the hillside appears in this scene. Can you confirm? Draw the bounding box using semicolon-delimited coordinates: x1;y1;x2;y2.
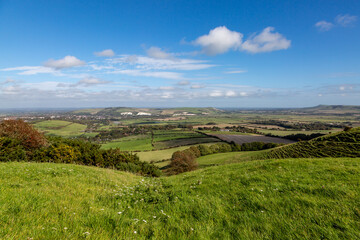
1;158;360;239
72;107;223;116
262;128;360;159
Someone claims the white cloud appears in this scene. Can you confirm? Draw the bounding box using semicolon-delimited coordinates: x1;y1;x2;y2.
241;27;291;53
177;80;190;86
315;14;357;32
1;66;59;75
44;56;85;69
191;84;205;89
75;77;111;87
194;26;243;55
94;49;115;57
225;90;236;97
315;21;334;31
159;86;175;90
209;90;223;97
112;55;214;71
147;47;173;59
335;14;357;26
113;69;184;80
225;69;247;74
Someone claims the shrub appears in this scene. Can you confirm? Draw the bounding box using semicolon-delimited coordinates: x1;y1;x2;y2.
0;119;47;149
197;144;213;156
168;151;198;175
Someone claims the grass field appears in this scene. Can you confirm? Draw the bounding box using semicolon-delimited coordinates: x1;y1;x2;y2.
258;128;342;136
34;120;87;137
154;137;220;150
1;158;360;239
137;143;217;163
196;150;270;168
101;135;153;151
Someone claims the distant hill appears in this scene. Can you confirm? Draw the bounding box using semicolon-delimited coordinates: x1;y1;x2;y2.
298;105;360;114
261;127;360;159
71;107;223;116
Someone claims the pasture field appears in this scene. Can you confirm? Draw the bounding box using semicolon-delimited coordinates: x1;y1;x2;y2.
258;128;342;136
101;135;153;151
137;143;217;163
152;130;204;142
153;137;221;150
1;158;360;239
196;150;270;168
208;134;295;145
34;120;87;137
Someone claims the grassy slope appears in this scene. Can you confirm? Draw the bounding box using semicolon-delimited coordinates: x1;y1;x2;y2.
34;120;87;137
1;159;360;239
262;128;360;159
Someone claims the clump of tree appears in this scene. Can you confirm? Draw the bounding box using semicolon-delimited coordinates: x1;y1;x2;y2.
165;142;281;175
0;120;161;177
265;133;325;141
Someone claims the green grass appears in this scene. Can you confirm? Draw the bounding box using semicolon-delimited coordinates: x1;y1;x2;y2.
154;137;220;150
34;120;87;137
1;158;360;239
137;143;217;163
101;135;153;151
258;128;342;136
196;150;270;168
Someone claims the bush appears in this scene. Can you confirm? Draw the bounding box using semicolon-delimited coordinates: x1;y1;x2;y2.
0;119;47;149
197;144;213;156
167;151;198;175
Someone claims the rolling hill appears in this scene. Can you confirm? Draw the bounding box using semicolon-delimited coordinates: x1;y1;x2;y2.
1;158;360;239
261;127;360;159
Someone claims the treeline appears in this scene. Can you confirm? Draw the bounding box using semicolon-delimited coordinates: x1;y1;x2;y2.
93;124;193;142
198;125;259;134
0;120;161;177
265;133;325;141
252;120;344;130
166;142;281;175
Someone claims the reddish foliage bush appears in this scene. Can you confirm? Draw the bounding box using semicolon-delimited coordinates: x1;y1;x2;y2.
167;150;198;175
0;119;47;149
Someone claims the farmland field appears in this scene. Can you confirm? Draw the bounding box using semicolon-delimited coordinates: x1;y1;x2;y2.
154;137;221;150
101;135;153;151
208;134;295;145
34;120;87;137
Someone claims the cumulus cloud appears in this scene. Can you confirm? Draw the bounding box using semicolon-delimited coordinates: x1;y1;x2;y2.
335;14;357;26
146;47;173;59
44;56;85;69
241;27;291;53
315;21;334;31
194;26;243;55
193;26;290;55
94;49;115;57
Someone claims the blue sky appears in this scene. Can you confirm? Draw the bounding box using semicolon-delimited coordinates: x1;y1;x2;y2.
0;0;359;108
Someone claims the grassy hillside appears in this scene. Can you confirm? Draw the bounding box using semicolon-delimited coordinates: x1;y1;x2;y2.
1;158;360;239
34;120;87;137
262;128;360;159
